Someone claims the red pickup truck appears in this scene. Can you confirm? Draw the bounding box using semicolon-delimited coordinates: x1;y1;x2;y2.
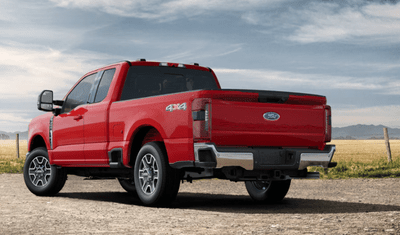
25;59;336;206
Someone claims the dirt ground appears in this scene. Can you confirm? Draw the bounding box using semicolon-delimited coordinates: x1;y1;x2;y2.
1;174;399;234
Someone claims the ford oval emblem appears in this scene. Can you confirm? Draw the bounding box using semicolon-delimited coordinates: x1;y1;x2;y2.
263;112;280;121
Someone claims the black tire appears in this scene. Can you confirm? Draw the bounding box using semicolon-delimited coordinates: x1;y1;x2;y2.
23;147;67;196
134;142;180;206
118;178;137;195
245;179;291;203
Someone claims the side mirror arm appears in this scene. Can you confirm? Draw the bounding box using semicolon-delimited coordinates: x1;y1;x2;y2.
53;108;61;116
53;100;64;106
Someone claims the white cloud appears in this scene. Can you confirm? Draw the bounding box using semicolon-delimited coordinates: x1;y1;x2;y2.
0;1;18;22
363;3;400;19
0;112;32;132
159;43;243;62
48;0;400;45
0;42;120;132
385;80;400;95
161;50;196;62
0;112;31;124
214;46;242;57
333;105;400;128
213;68;394;92
287;2;400;44
49;0;287;21
0;42;117;99
346;62;400;71
241;11;263;25
45;0;400;45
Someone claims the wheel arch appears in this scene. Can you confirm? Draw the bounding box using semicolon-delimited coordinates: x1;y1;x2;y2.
28;135;48;152
127;126;164;167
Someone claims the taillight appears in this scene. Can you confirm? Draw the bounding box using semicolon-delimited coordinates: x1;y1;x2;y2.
325;106;332;142
192;98;211;142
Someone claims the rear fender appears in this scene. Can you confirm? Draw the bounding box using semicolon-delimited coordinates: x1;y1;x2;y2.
126;122;166;166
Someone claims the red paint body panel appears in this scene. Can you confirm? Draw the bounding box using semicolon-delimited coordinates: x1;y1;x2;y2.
109;91;196;164
211;99;326;150
83;102;109;165
52;107;86;164
51;144;84;166
28;113;52;152
28;60;331;169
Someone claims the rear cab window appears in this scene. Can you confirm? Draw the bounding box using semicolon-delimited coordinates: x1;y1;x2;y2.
120;66;219;101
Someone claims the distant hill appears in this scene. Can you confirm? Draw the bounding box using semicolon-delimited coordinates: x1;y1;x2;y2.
333;124;400;140
0;131;28;140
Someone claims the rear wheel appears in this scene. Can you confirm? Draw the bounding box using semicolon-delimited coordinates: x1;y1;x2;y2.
134;142;180;206
245;179;291;203
23;147;67;196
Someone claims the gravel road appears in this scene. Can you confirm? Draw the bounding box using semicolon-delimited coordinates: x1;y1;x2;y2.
1;174;399;234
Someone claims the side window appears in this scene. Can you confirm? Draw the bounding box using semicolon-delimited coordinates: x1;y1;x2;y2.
62;73;97;113
94;68;115;103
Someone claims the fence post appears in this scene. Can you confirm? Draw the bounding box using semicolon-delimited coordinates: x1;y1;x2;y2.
383;128;392;163
16;133;20;158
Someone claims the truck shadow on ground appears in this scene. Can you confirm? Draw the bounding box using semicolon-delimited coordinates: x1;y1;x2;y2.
57;191;400;214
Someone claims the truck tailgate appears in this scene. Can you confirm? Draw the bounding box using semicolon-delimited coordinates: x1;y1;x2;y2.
209;90;328;150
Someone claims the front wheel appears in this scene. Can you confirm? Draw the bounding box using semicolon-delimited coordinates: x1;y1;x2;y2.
23;147;67;196
134;142;180;206
245;179;291;203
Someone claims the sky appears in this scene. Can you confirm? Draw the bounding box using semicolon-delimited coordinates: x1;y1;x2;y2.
0;0;399;132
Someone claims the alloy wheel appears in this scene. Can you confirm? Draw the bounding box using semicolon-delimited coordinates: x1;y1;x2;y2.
28;156;51;187
138;153;159;195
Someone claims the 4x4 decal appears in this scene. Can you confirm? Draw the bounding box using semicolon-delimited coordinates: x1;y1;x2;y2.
166;103;187;112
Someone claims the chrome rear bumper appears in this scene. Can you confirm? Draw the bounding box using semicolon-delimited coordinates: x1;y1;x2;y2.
298;145;336;170
194;143;254;170
194;143;336;171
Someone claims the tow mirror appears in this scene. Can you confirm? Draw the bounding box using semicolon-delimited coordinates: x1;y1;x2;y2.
37;90;63;115
37;90;54;111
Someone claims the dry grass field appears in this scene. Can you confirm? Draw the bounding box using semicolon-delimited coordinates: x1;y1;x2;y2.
319;140;400;178
0;140;27;173
0;140;28;159
329;139;400;163
0;139;399;177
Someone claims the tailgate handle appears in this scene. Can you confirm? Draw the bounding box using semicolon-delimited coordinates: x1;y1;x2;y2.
258;94;288;103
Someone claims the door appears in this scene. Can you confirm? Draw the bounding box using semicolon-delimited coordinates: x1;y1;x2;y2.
83;68;116;165
51;73;97;166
